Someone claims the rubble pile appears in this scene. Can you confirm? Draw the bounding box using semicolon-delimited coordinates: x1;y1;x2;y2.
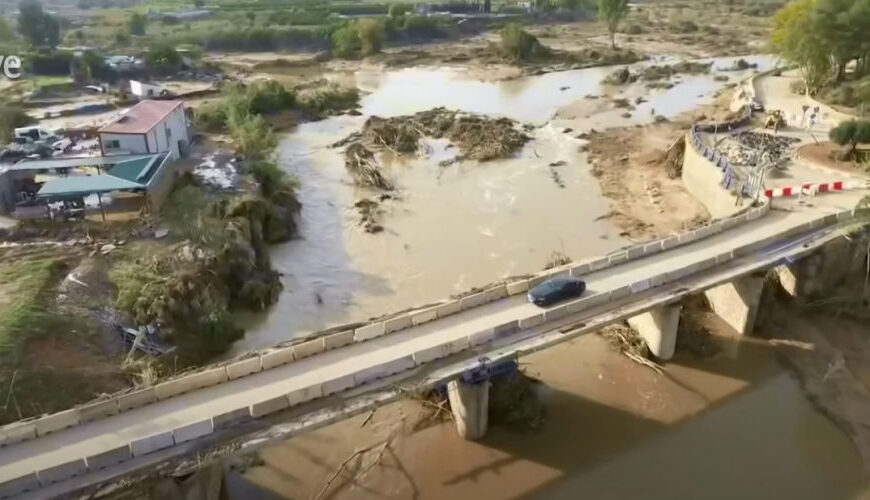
717;131;800;166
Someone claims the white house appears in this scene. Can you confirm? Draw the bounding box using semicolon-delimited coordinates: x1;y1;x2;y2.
129;80;167;100
99;100;189;159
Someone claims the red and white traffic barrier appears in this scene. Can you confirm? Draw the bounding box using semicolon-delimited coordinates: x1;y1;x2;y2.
764;180;868;198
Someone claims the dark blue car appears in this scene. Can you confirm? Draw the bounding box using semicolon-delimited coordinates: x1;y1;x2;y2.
527;277;586;307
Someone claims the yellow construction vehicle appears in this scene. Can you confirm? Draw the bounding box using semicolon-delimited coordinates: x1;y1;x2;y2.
763;110;785;132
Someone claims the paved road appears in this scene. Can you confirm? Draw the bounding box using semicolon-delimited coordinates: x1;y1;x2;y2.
1;193;865;485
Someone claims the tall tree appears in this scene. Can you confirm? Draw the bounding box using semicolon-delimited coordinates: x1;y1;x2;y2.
771;0;831;92
829;120;870;160
598;0;628;49
18;0;58;47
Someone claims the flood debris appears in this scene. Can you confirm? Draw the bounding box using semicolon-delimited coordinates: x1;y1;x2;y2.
665;136;686;178
354;196;390;234
337;107;531;165
641;61;713;81
344;143;394;190
543;250;572;269
488;371;546;431
717;131;800;167
600;323;648;358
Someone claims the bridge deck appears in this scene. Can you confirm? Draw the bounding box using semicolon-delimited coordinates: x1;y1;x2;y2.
0;195;862;486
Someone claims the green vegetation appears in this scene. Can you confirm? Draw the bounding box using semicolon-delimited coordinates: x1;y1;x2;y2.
499;23;548;62
772;0;870;96
17;0;59;47
0;102;34;142
0;258;67;358
597;0;628;49
147;44;182;72
0;17;14;41
331;18;385;58
829;120;870;160
128;12;147;36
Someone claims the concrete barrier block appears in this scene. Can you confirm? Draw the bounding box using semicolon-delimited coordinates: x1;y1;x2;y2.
629;280;651;294
709;221;725;234
324;330;354;350
678;231;698;244
715;251;733;264
173;419;214;444
293;339;325;360
544;306;568;321
86;445;132;470
384;315;412;334
356;356;415;384
212;407;251;429
460;292;486;310
494;320;519;338
608;251;628;265
156;367;228;400
547;268;571;279
261;347;296;370
469;328;496;346
643;241;663;254
528;274;549;288
79;399;119;423
822;214;837;226
837;210;851;220
435;301;461;318
1;422;36;446
609;286;631;301
627;246;644;260
519;314;545;329
414;338;471;364
649;273;668;288
661;236;680;249
117;388;157;412
354;322;386;342
287;385;323;406
570;262;591;277
130;431;174;457
506;280;530;295
322;374;356;396
695;226;713;239
589;258;610;271
36;409;80;436
569;292;609;312
37;459;87;485
411;308;438;326
0;472;39;497
484;285;508;303
226;356;262;380
250;395;290;418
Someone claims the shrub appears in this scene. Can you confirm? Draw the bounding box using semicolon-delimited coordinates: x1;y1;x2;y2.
499;23;548;62
829;120;870;160
624;23;643;34
331;24;360;57
226;111;277;159
388;2;411;17
246;80;296;114
402;15;443;38
356;18;385;55
0;103;34;142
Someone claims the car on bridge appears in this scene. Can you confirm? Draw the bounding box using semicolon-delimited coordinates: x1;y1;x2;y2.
528;277;586;307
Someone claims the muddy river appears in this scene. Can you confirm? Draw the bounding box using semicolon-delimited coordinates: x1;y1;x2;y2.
218;54;870;498
234;54;774;352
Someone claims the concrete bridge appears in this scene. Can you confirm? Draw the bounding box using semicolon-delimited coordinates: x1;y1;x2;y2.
2;72;869;498
1;195;867;498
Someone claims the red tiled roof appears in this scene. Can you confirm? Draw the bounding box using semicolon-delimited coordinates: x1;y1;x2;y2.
99;100;183;135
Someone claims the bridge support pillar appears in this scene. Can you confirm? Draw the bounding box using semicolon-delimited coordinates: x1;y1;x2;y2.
447;379;489;440
628;305;681;360
704;274;765;335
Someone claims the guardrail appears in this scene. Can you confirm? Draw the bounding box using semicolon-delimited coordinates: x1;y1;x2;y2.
689;106;754;196
3;204;864;498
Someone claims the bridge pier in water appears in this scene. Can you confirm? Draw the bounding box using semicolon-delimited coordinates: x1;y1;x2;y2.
628;305;682;360
704;273;765;335
447;379;490;440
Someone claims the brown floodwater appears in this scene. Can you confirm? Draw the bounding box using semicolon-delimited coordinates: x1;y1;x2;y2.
229;320;867;499
233;55;775;353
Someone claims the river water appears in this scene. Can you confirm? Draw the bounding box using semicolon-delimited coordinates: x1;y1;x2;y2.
234;54;773;353
221;54;870;498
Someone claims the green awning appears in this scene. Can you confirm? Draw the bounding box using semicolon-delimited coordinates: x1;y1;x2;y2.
37;175;144;198
107;155;162;184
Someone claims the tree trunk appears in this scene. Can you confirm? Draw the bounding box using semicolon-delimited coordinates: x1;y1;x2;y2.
610;29;615;50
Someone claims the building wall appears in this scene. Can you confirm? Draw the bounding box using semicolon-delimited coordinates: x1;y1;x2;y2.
147;129;158;154
100;133;147;155
130;81;163;99
164;105;189;159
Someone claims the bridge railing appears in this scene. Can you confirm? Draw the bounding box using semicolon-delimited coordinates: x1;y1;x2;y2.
4;205;865;498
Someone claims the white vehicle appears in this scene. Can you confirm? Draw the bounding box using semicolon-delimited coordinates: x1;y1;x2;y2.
14;126;58;143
